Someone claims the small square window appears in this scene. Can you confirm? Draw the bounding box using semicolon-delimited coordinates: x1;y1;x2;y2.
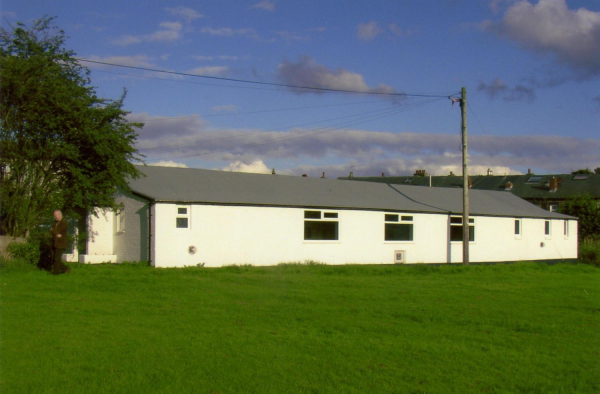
304;211;321;219
176;217;189;228
178;207;188;214
385;214;399;222
450;217;462;224
401;216;413;222
324;212;338;219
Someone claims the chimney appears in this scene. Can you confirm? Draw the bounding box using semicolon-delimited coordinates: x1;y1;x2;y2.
449;171;454;176
505;181;514;191
272;168;276;175
468;176;473;189
487;168;493;176
321;172;326;179
527;168;533;175
549;177;559;192
382;172;385;177
349;171;354;179
302;174;307;177
414;169;427;177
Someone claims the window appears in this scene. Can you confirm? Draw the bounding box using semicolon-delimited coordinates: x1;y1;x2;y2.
385;214;413;241
548;204;558;212
514;219;521;235
450;216;475;242
304;210;338;241
115;209;125;233
526;176;543;183
545;220;551;236
564;221;569;237
176;206;190;229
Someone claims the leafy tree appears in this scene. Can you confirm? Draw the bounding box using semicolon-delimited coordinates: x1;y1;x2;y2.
595;167;600;175
571;168;594;175
0;17;143;237
560;194;600;241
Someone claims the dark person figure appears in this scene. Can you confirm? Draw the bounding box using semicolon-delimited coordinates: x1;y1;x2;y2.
49;210;70;274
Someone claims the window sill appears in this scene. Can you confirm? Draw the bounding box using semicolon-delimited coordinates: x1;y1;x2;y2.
384;241;415;244
303;240;341;244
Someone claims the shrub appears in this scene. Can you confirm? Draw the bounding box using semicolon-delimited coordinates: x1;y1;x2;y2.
6;240;40;265
579;238;600;267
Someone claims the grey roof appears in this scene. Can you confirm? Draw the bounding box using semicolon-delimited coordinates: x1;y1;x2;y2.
128;165;573;220
340;173;600;200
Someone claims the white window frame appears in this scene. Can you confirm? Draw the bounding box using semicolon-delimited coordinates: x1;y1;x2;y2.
514;218;522;239
176;206;190;229
544;220;552;238
450;216;475;242
548;204;558;212
303;210;340;243
384;214;415;243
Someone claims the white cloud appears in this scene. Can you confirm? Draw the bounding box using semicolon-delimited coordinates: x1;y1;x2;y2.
113;20;183;46
187;66;230;76
222;160;271;174
251;0;275;12
85;55;156;69
112;35;142;46
147;161;189;168
357;21;383;41
165;6;204;23
277;56;397;95
130;111;600;176
484;0;600;76
200;27;259;40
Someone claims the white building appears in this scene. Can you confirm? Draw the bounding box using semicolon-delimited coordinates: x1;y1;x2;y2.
75;165;578;267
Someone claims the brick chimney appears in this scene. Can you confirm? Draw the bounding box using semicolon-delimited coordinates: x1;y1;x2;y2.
414;169;427;177
549;177;559;192
321;172;326;179
468;175;473;188
302;174;307;177
487;168;493;176
382;172;385;177
527;168;533;175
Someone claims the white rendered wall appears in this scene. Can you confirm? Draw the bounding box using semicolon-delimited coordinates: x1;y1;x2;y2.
79;209;116;264
151;204;578;268
449;217;578;263
113;193;150;263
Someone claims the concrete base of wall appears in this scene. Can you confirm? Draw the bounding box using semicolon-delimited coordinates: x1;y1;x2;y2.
79;254;117;264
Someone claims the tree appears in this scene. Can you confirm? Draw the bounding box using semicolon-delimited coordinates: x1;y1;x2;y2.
560;194;600;241
571;168;594;175
595;167;600;175
0;17;143;237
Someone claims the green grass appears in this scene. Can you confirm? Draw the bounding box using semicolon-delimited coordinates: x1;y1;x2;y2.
1;261;599;393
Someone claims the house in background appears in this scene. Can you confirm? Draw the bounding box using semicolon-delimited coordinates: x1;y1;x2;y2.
75;165;577;267
341;170;600;213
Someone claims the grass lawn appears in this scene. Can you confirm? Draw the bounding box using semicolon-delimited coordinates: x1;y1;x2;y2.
1;262;599;393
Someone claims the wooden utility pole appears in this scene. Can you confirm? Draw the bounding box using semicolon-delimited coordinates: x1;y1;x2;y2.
461;87;469;264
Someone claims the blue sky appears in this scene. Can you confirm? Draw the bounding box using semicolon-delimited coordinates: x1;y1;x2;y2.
3;0;600;177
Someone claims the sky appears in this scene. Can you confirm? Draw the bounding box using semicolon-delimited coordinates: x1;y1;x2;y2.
2;0;600;177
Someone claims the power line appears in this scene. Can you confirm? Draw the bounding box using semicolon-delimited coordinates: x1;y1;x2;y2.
77;58;457;98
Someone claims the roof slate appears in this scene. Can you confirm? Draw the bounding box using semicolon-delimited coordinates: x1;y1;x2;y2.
128;165;572;220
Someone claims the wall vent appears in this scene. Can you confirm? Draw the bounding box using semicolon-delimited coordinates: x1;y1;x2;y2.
394;250;406;264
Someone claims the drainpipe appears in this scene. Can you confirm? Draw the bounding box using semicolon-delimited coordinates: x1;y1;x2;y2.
148;202;153;266
429;174;432;187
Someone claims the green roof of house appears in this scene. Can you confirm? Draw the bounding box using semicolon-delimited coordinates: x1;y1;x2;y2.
339;174;600;200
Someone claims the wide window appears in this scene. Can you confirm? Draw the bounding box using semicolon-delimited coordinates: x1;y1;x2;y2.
385;214;413;241
450;216;475;242
304;211;338;241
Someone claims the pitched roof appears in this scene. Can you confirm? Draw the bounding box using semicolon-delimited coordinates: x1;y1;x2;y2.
128;165;572;219
341;174;600;200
